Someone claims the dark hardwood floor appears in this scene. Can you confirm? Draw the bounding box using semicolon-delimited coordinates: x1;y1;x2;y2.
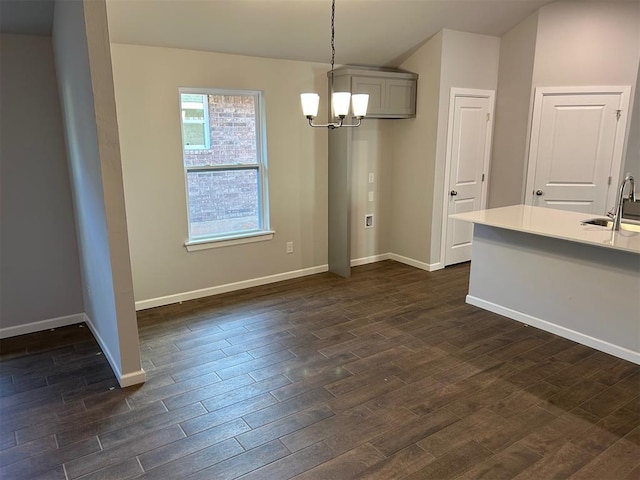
1;261;639;479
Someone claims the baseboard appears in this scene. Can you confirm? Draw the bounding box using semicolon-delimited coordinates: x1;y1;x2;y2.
134;255;444;312
135;264;330;311
0;313;85;339
118;369;147;388
83;313;147;387
350;253;391;267
466;295;640;365
389;253;443;272
135;257;447;311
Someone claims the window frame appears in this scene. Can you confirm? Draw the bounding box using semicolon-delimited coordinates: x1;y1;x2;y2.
178;87;272;250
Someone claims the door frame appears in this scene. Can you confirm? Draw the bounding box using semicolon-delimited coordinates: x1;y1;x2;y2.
524;85;631;212
440;88;496;267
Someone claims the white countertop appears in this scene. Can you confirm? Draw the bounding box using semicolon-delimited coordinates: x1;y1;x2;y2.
452;205;640;254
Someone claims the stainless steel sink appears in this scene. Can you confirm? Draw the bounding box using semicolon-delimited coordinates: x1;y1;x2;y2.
623;199;640;221
581;217;640;232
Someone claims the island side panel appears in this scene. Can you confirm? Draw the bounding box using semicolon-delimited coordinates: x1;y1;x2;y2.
467;224;640;364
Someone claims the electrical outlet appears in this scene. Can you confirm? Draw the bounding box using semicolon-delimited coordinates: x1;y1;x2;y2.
368;191;374;202
368;172;375;183
286;241;294;254
365;214;374;228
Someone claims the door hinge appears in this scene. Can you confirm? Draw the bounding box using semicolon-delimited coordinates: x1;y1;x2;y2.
616;110;622;121
486;112;490;122
608;176;612;186
482;173;485;182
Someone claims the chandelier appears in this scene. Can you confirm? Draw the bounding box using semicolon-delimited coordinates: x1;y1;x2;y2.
300;0;369;129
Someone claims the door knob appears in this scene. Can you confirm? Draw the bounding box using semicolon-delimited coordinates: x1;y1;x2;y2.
535;190;544;196
450;190;458;196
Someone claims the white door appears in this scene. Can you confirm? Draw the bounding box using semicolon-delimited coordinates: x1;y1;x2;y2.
444;89;495;266
525;86;630;214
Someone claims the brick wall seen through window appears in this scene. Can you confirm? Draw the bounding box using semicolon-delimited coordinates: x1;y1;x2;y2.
180;91;268;240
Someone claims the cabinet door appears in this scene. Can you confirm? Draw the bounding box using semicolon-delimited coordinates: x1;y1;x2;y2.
352;76;385;116
386;79;415;116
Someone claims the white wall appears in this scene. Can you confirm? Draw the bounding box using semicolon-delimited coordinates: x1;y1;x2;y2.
52;0;143;386
391;32;443;267
533;2;639;88
534;1;639;190
384;4;638;269
488;12;538;208
430;30;501;265
0;34;83;332
535;1;640;189
350;119;393;261
110;43;329;306
390;30;501;268
489;1;640;207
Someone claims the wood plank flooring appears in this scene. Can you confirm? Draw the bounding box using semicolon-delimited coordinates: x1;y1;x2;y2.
1;261;639;479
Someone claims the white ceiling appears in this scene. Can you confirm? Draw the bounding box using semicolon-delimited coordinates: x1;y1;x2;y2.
3;0;633;68
104;0;555;67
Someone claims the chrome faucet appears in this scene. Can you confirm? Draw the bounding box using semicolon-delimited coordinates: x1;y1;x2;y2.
608;173;636;231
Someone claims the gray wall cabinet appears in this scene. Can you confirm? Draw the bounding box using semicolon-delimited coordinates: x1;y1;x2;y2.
331;67;418;118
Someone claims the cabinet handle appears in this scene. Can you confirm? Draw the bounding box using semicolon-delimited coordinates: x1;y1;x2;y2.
450;190;458;196
535;190;544;196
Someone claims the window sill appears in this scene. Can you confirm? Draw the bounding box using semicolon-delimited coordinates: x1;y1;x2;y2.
184;230;275;252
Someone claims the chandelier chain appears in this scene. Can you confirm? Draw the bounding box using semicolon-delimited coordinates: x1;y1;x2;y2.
330;0;336;87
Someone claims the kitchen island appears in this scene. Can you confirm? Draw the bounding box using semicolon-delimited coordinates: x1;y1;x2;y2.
453;205;640;364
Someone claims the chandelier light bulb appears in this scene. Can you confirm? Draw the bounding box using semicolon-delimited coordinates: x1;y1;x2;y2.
332;92;351;117
300;93;320;118
351;94;369;118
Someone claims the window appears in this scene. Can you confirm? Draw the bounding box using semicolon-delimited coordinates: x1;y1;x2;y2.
179;88;271;248
180;94;210;150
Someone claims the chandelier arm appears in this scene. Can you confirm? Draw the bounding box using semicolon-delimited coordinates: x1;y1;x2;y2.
307;118;341;129
338;118;363;128
307;117;363;129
